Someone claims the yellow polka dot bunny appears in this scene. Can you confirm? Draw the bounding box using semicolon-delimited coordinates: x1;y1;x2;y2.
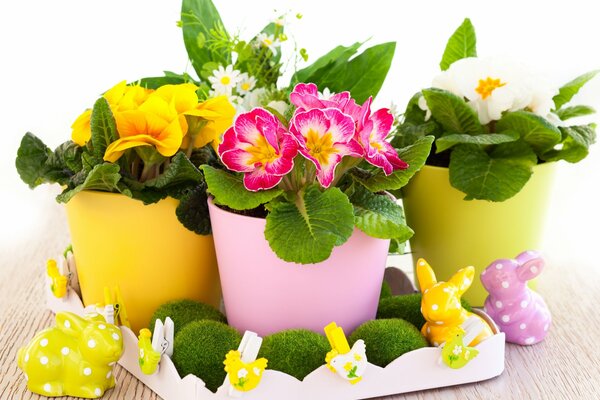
17;311;123;398
417;258;493;347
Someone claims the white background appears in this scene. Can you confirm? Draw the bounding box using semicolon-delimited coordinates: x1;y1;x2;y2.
0;0;598;267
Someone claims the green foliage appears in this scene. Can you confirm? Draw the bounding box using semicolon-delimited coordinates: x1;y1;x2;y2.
422;88;483;135
264;185;354;264
56;163;121;203
145;152;203;190
552;70;599;110
435;131;519;153
496;111;561;154
149;299;226;335
172;320;241;392
201;165;283;210
349;319;428;367
90;98;118;159
293;42;362;84
175;183;212;235
350;185;413;241
258;329;329;381
379;281;392;300
449;142;537;201
542;124;596;163
439;18;477;71
555;105;596;121
16;133;74;188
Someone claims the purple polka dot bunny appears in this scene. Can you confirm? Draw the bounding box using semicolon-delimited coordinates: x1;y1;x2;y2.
481;250;551;345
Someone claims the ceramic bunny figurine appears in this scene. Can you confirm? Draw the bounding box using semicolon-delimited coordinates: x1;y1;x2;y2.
481;250;551;345
417;258;494;347
17;312;123;398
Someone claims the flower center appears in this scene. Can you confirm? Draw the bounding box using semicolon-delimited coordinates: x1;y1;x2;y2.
241;83;251;91
306;129;336;165
263;38;273;46
369;133;383;151
246;135;278;166
220;76;231;85
475;77;506;100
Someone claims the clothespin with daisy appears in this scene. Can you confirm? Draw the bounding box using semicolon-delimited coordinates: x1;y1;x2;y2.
223;331;268;397
324;322;368;384
439;316;483;369
45;245;79;299
137;317;174;375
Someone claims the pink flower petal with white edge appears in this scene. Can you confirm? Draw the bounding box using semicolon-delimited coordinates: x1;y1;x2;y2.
243;168;283;191
264;135;298;176
322;91;351;109
344;97;372;130
290;108;331;146
290;83;324;110
370;108;394;141
315;152;344;188
218;126;239;155
233;108;277;146
220;148;256;173
255;110;281;151
321;108;356;143
364;140;408;175
334;139;364;158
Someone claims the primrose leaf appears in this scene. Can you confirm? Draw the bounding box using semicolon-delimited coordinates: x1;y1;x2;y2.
355;136;434;192
145;152;203;189
439;18;477;71
201;165;282;210
496;111;561;154
90;98;118;160
175;183;211;235
422;88;483;135
553;70;599;110
16;132;53;188
449;141;537;202
292;42;362;85
350;185;414;241
541;124;596;163
56;163;121;203
435;131;519;153
555;105;596;121
138;74;191;89
264;185;354;264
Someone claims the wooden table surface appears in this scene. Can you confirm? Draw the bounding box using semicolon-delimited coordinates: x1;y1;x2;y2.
1;197;599;400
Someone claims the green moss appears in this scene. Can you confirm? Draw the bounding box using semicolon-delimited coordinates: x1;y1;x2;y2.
377;293;472;329
349;319;428;367
149;299;226;335
258;329;329;381
172;320;241;392
379;281;392;300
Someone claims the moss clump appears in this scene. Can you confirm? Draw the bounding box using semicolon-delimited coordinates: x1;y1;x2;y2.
349;319;428;367
258;329;329;381
377;293;472;329
149;299;226;335
379;281;392;300
172;320;241;392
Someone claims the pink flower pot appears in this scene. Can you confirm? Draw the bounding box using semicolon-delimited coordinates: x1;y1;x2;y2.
207;198;390;336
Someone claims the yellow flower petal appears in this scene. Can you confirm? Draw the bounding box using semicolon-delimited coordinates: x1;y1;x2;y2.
71;109;92;146
153;83;199;114
103;81;128;105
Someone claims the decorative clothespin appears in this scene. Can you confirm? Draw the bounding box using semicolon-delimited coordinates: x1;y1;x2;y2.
137;317;174;375
103;286;131;329
47;259;68;298
324;322;367;384
223;331;268;397
439;316;482;369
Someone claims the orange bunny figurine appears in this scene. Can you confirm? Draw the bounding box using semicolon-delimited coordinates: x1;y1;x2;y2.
417;258;493;347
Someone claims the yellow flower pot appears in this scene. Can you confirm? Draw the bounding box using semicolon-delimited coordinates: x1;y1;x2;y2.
402;163;556;306
65;191;221;332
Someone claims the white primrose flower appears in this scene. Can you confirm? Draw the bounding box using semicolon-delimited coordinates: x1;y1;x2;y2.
237;73;257;95
267;100;289;115
256;33;280;52
242;87;268;111
208;65;241;94
319;87;334;100
418;96;432;121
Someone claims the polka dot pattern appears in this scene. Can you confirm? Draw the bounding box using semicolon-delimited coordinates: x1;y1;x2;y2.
64;320;71;329
40;356;48;365
40;338;48;347
61;347;70;356
88;339;96;348
84;367;92;376
43;383;51;393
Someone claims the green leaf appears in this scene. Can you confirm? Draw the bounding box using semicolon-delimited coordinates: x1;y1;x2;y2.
350;185;414;240
439;18;477;71
44;141;82;183
144;152;203;189
264;186;354;264
449;141;537;202
200;165;283;210
435;131;519;153
555;105;596;121
355;136;434;192
181;0;230;78
16;132;53;188
553;70;599;110
56;163;121;203
90;97;118;159
496;111;561;154
175;183;211;235
541;124;596;163
138;74;192;89
422;88;483;135
292;42;362;84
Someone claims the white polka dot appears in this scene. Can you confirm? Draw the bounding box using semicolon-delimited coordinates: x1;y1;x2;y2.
84;367;92;376
435;321;444;325
484;305;489;313
495;263;503;270
424;288;429;294
431;304;439;311
112;333;120;341
88;339;96;348
40;356;48;365
530;266;538;274
139;349;145;358
24;353;29;362
61;347;70;356
520;323;527;330
40;338;48;347
95;388;102;396
463;277;470;286
43;383;51;392
106;371;112;379
525;337;536;345
496;301;503;308
64;320;71;329
419;260;426;266
98;324;106;330
426;327;431;334
502;281;509;289
521;301;528;308
544;324;549;331
501;315;510;323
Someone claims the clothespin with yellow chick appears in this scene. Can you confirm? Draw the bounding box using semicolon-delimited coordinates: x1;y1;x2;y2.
137;317;174;375
223;331;268;397
324;322;368;384
439;316;483;369
84;286;130;329
46;245;80;299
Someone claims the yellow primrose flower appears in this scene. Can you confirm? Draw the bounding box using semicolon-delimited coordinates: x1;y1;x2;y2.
152;83;199;134
70;81;153;146
103;96;183;162
182;95;236;150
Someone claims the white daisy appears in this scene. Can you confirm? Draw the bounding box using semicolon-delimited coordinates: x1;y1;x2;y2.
267;100;289;115
237;73;257;95
237;368;248;379
208;65;241;94
256;33;280;53
452;345;463;356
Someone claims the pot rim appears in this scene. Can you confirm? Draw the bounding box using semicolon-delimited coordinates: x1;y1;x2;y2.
422;161;556;173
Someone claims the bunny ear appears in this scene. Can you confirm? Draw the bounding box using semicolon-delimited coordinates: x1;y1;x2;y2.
56;312;86;337
416;258;437;292
516;254;545;282
449;266;475;296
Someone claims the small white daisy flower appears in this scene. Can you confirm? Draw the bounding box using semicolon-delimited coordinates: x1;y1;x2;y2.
237;73;257;95
208;65;241;94
237;368;248;379
256;33;280;52
452;345;463;356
